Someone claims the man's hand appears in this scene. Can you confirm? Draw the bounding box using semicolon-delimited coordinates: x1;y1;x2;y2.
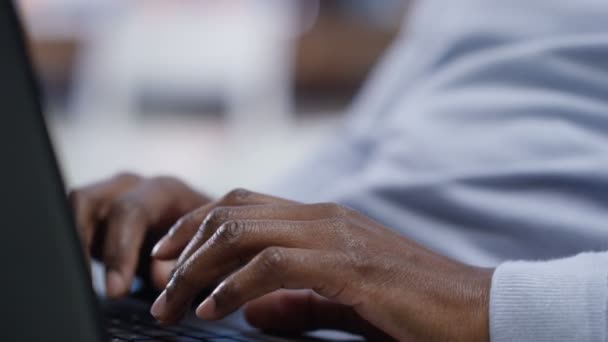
70;174;296;298
149;189;493;341
69;173;209;297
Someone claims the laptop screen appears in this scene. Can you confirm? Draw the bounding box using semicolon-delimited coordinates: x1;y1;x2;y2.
0;3;104;341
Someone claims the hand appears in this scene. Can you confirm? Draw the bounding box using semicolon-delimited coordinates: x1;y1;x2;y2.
70;176;295;298
69;173;209;297
149;190;493;341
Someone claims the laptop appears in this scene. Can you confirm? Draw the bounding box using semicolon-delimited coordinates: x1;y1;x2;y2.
0;3;355;341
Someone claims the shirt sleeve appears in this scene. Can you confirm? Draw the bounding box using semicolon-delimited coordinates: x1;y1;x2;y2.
491;252;608;342
268;1;608;267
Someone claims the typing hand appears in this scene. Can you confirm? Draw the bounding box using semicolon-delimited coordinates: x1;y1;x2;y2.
70;177;295;298
149;190;493;341
69;173;209;297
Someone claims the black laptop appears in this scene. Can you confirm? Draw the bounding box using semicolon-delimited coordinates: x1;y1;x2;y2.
0;3;354;341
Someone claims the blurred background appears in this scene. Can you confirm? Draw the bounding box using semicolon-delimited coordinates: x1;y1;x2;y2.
18;0;409;196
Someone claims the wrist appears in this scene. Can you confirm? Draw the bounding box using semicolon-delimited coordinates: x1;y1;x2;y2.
389;261;494;341
464;267;493;342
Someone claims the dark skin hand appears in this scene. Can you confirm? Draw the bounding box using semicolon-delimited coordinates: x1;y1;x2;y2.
69;172;208;296
148;189;494;342
69;173;292;297
71;174;491;340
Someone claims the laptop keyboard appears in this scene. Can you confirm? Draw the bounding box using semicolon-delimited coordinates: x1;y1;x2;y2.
105;310;255;342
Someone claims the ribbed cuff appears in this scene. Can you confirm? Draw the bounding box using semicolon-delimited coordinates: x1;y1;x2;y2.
490;252;608;342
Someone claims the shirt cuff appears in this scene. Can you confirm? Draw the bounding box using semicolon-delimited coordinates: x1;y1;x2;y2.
490;252;608;342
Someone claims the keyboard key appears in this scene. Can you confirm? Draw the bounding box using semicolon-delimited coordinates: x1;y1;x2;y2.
139;328;177;337
207;338;260;342
107;327;127;334
105;310;251;342
112;332;151;340
179;329;221;339
157;336;206;342
188;325;240;337
165;326;205;335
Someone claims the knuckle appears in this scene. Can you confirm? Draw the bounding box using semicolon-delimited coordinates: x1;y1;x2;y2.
327;216;349;234
258;247;287;272
204;207;231;228
340;205;357;217
113;172;140;183
150;175;181;189
167;266;193;292
323;217;358;248
318;202;347;216
148;176;188;197
195;222;208;237
344;250;372;276
215;221;245;245
111;197;147;220
223;188;252;204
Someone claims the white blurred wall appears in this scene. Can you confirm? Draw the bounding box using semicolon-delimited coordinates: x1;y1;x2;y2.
21;0;342;195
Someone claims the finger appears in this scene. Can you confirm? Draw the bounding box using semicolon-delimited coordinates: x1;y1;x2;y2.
102;181;187;297
151;218;344;323
150;202;217;260
150;242;347;324
152;188;297;261
103;199;150;297
152;202;344;260
68;173;141;267
68;190;99;269
173;205;342;268
195;248;351;320
150;259;177;290
244;290;395;341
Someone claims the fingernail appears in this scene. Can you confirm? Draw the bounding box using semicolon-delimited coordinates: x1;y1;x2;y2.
196;297;216;320
150;290;167;319
106;270;125;297
151;235;168;257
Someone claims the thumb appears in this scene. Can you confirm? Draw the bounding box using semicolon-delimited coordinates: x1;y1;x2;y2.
243;290;394;341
